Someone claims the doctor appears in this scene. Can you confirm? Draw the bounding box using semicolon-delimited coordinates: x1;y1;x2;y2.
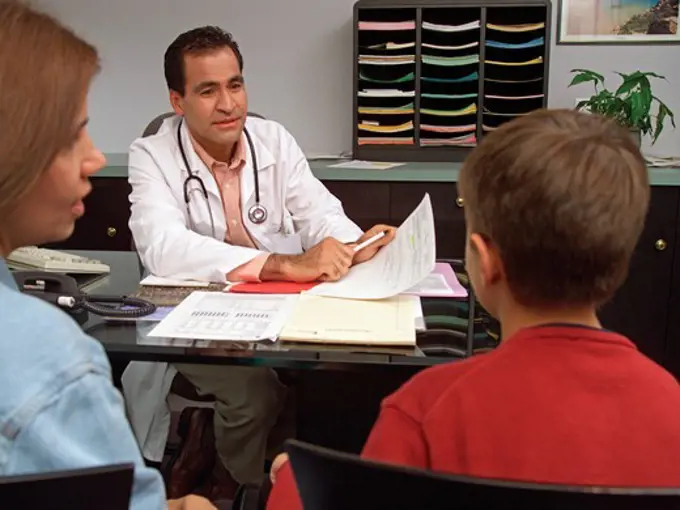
123;25;395;501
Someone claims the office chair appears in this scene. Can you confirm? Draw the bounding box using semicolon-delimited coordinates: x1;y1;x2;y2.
0;463;134;510
285;439;680;510
142;110;266;138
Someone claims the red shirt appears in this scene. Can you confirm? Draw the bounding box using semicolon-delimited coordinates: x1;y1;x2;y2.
268;325;680;510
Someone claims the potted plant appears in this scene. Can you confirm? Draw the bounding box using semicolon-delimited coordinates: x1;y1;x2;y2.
568;68;675;146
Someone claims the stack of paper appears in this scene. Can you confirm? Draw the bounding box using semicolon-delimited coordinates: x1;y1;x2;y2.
422;20;481;32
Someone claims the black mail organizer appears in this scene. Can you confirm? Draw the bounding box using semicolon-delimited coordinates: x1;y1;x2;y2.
353;0;552;162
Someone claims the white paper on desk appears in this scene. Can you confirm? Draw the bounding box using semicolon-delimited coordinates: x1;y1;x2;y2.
148;292;299;342
140;275;212;288
404;273;454;296
309;193;436;299
328;160;405;170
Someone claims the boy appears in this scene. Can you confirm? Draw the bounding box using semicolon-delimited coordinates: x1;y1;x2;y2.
267;109;680;509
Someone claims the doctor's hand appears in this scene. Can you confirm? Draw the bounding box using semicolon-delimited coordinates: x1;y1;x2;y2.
260;237;355;282
351;224;397;265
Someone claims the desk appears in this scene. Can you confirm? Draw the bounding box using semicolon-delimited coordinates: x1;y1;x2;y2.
48;162;680;378
77;250;486;453
80;251;485;373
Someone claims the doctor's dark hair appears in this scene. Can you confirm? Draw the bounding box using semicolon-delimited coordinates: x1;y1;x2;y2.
164;26;244;95
457;108;649;309
0;1;99;216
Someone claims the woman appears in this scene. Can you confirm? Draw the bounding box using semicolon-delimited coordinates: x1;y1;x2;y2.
0;3;213;509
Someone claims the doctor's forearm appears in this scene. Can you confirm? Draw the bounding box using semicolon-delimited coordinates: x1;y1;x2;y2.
259;254;296;281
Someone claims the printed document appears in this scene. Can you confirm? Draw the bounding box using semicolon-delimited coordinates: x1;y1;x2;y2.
309;193;436;299
148;292;299;342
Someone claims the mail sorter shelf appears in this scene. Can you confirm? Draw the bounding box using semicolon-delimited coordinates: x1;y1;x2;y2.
352;0;551;163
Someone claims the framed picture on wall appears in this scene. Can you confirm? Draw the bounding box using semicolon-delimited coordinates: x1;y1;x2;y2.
557;0;679;43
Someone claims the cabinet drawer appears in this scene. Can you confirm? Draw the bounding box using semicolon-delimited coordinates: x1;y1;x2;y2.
390;182;466;259
324;180;390;231
598;187;678;364
47;178;132;251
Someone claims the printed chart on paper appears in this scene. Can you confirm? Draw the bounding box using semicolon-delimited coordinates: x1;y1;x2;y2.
148;292;299;342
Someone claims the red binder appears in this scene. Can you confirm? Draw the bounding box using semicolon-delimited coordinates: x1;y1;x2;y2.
228;281;319;294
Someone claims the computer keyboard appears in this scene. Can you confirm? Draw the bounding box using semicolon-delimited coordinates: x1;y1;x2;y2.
6;246;111;274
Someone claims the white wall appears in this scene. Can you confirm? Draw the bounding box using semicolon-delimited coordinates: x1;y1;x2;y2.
45;0;680;157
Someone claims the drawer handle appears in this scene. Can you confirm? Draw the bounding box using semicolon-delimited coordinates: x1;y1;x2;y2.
655;239;667;251
106;227;117;238
455;197;464;208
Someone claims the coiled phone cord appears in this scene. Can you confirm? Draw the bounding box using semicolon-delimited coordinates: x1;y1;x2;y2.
57;294;157;318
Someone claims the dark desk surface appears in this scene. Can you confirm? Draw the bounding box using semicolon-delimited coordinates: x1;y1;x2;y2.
78;251;475;372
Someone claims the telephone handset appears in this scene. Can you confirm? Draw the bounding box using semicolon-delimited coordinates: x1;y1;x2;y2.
13;271;156;325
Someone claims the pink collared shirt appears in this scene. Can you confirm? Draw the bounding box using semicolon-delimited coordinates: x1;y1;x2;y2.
189;133;269;281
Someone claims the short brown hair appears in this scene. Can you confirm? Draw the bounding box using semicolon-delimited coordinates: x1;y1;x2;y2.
458;108;649;308
0;1;99;216
164;26;243;95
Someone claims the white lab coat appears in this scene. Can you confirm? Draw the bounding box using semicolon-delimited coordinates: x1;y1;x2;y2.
122;114;363;461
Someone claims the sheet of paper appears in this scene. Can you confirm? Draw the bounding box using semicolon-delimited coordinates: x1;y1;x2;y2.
405;273;452;296
309;193;436;300
328;160;405;170
140;275;212;288
279;294;417;346
148;292;299;342
403;262;468;298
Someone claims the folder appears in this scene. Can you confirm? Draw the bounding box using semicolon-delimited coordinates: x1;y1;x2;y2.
279;294;417;346
229;281;318;294
421;103;477;116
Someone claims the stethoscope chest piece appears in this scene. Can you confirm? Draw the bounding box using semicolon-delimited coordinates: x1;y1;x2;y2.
248;203;267;224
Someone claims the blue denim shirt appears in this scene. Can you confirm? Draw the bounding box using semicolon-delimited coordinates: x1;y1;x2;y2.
0;258;166;509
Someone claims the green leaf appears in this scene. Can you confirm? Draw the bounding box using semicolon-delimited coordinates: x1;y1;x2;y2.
651;97;677;144
568;69;605;89
629;94;645;127
570;68;605;82
653;105;668;143
640;71;667;80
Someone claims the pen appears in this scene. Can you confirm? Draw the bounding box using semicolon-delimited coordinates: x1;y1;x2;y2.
353;230;387;253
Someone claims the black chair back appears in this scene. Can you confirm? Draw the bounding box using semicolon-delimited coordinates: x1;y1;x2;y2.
141;111;265;138
285;439;680;510
0;463;134;510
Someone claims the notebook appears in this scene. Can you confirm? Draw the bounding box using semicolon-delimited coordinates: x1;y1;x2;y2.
279;294;417;346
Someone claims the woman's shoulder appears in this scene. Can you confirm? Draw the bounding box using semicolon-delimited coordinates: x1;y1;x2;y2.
0;285;111;403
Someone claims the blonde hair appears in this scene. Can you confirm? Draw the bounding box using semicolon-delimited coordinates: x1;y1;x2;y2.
0;1;99;216
458;109;649;308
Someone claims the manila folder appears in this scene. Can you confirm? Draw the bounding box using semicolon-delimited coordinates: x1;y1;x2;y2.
279;294;416;346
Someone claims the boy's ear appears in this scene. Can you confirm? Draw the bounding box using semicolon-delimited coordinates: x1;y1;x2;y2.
470;233;503;287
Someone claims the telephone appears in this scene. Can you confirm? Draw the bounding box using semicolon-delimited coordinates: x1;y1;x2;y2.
13;271;157;325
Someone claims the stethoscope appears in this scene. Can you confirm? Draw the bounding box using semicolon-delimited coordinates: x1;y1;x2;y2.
178;118;268;237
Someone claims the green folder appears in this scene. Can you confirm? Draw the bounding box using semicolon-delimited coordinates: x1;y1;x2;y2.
421;103;477;116
422;72;478;83
359;71;415;83
422;54;480;66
